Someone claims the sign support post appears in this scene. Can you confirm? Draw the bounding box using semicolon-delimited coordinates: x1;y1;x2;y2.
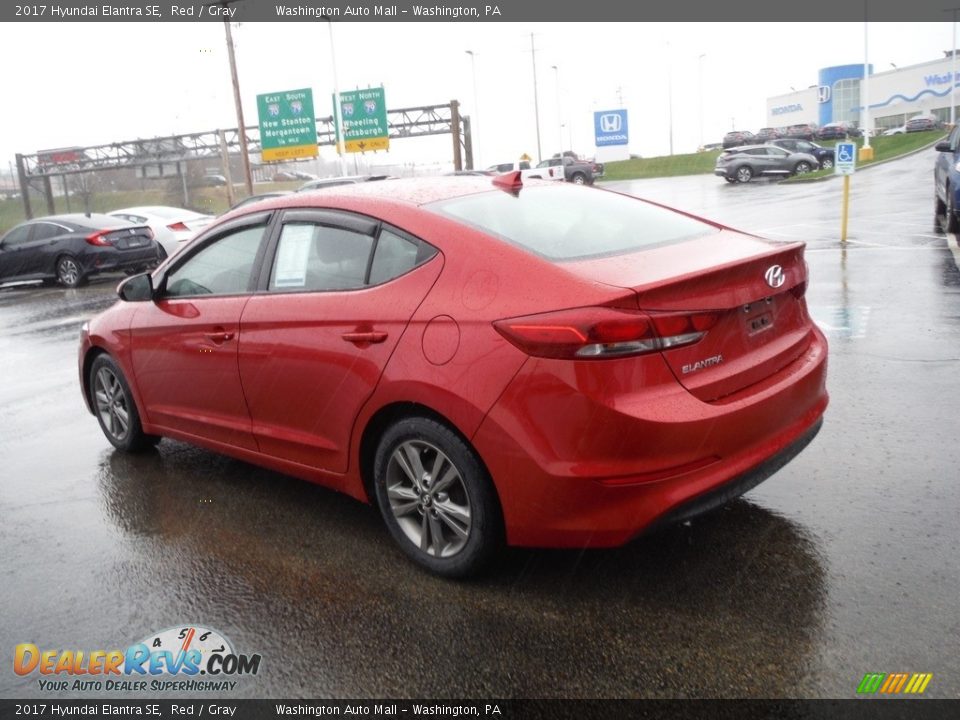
835;141;857;243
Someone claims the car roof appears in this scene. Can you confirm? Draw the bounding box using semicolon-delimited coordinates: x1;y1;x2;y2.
725;144;784;151
220;176;535;222
28;213;132;228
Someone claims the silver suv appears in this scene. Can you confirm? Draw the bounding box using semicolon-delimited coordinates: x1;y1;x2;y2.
714;144;819;183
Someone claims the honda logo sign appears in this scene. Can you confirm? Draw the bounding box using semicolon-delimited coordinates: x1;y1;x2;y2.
594;109;628;147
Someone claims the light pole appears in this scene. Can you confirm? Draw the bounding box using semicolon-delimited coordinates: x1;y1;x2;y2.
667;42;674;156
861;19;873;159
530;33;543;163
953;10;958;127
551;65;563;153
324;15;347;177
466;50;480;167
698;53;706;150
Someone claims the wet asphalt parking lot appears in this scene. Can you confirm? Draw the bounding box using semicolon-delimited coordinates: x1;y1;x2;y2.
1;147;958;699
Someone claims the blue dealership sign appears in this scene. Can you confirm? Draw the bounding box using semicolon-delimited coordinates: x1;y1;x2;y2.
595;109;628;147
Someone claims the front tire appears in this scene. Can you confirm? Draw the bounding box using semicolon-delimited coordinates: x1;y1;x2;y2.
56;255;85;288
373;417;502;578
947;187;960;233
820;156;834;170
89;354;158;452
794;161;812;175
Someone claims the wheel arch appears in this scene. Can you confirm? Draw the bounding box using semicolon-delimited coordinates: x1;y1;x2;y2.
80;345;109;413
357;401;502;519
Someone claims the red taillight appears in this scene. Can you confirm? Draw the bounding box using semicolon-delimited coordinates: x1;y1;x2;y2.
494;307;717;360
167;222;188;232
85;231;113;246
144;227;154;240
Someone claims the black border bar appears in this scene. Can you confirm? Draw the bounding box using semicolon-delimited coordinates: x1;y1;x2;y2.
3;0;960;22
2;700;959;719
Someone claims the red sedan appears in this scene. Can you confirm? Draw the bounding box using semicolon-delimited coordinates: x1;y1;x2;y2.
78;175;828;577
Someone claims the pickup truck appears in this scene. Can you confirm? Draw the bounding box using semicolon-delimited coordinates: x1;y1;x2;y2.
537;155;604;185
485;161;565;182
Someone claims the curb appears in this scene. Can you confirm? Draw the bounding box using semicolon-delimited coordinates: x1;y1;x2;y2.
782;134;947;184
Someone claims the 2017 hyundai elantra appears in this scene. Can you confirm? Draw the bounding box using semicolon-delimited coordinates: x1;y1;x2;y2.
79;175;828;577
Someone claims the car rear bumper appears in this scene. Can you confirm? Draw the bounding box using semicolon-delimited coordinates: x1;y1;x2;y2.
473;327;828;548
80;246;160;276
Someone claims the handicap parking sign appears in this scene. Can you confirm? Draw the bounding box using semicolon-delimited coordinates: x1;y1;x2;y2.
835;142;856;175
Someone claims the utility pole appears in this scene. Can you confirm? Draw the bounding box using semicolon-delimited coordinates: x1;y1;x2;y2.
325;15;347;176
466;50;480;167
222;16;254;196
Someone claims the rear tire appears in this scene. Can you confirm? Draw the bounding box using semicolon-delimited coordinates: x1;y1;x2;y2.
89;354;159;452
735;166;753;183
373;417;502;578
570;172;587;185
820;156;834;170
56;255;85;288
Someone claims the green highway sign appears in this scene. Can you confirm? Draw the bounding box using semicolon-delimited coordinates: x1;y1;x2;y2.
334;87;390;153
257;88;318;162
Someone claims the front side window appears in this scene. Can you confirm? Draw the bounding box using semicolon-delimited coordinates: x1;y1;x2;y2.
165;225;264;297
2;224;32;247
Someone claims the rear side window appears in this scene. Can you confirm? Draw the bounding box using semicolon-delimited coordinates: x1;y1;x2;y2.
267;220;437;293
429;185;718;261
270;223;373;291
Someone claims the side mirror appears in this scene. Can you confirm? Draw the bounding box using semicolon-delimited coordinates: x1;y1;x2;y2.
935;141;953;153
117;273;154;302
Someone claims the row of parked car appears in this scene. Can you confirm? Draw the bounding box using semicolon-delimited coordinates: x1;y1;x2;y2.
723;122;862;148
2;158;607;289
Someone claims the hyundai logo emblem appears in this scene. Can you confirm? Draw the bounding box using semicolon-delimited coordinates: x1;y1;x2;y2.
764;265;786;288
600;114;622;133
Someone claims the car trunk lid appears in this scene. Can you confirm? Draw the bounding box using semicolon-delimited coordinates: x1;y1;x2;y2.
567;230;813;402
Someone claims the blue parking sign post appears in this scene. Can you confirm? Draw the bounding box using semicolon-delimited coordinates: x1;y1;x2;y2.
835;142;857;243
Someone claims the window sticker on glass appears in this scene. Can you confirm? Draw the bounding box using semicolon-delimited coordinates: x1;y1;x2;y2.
273;224;315;288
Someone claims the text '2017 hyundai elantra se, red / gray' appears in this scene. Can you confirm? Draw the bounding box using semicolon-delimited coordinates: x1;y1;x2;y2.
79;175;828;577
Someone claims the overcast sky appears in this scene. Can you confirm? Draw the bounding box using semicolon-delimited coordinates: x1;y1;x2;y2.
2;21;953;173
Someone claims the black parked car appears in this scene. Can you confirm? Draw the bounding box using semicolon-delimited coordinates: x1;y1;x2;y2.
768;138;836;170
0;214;160;288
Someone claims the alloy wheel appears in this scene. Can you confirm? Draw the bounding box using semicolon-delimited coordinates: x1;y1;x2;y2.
57;257;80;286
385;439;472;558
94;366;130;441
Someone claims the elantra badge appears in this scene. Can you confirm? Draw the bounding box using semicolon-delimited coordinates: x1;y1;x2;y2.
764;265;785;288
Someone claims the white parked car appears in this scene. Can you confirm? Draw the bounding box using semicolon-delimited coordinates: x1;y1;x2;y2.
883;125;906;136
485;160;565;182
108;206;213;258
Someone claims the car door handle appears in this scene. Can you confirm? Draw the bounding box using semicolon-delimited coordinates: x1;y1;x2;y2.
342;331;388;345
204;330;235;344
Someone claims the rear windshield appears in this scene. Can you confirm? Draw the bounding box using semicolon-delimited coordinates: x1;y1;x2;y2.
428;185;718;261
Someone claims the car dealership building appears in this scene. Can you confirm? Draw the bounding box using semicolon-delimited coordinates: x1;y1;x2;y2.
766;54;959;132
